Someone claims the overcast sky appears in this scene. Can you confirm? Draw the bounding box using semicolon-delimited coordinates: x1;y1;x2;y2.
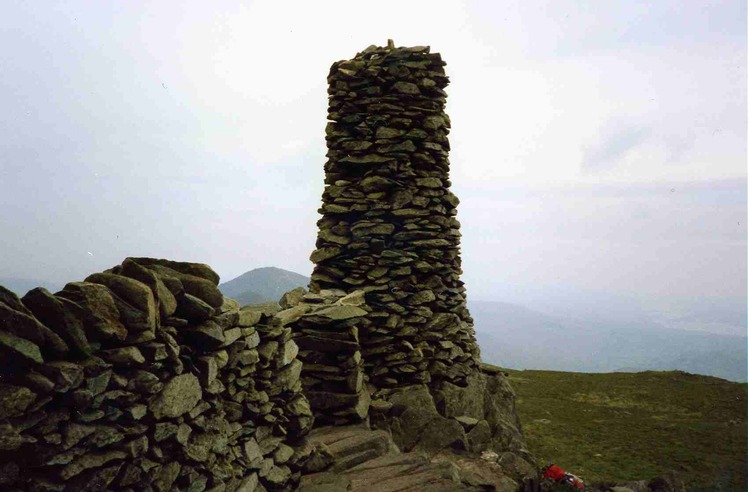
1;1;745;332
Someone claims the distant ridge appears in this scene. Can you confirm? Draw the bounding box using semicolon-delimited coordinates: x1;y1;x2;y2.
471;299;748;382
0;277;61;296
218;267;309;306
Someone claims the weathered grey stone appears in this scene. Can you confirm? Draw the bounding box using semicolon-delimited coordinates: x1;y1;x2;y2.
176;293;216;321
0;330;43;365
183;320;225;348
84;272;156;327
196;356;218;387
149;373;202;419
120;258;178;318
466;419;492;453
130;257;220;285
0;285;32;314
0;301;68;357
306;304;367;321
152;461;181;492
274;359;303;392
279;339;299;366
276;304;310;326
145;264;224;308
99;346;145;366
238;308;262;327
0;384;36;419
310;246;342;263
60;449;126;480
57;282;128;342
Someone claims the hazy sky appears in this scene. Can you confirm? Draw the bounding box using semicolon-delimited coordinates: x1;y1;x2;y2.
1;1;745;332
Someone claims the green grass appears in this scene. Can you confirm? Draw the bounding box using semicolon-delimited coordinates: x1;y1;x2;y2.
502;368;747;490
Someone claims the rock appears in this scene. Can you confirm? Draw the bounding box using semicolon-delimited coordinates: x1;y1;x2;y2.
336;290;365;306
66;462;123;491
0;301;68;357
306;304;367;321
152;461;181;492
265;465;291;486
236;473;260;492
302;443;334;473
279;288;306;309
455;416;480;429
99;346;145;366
0;329;44;365
392;81;420;94
280;340;299;366
243;437;263;462
60;449;127;480
418;417;467;453
57;282;128;342
310;247;342;263
22;288;91;356
0;384;36;418
238;308;262;327
84;272;157;328
183;320;225;348
145;265;224;308
196;356;218;387
0;421;23;451
276;304;310;326
120;258;178;318
466;420;492;453
0;285;32;314
149;373;202;419
23;371;56;393
275;359;303;392
273;444;294;464
38;361;84;392
432;373;486;419
306;390;365;410
496;452;537;481
176;293;216;321
408;290;435;305
129;257;220;285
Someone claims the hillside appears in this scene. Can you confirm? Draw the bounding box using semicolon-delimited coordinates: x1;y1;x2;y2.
503;367;747;490
470;300;747;382
218;266;309;305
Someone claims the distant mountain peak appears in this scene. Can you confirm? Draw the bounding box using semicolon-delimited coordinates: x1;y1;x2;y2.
218;267;309;306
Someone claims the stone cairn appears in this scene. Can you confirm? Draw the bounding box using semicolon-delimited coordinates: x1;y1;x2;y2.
308;42;480;390
0;258;314;492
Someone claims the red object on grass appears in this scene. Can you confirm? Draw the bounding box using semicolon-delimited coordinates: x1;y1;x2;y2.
543;464;567;481
543;464;585;490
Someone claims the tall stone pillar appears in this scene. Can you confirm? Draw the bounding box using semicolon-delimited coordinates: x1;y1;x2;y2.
309;42;480;389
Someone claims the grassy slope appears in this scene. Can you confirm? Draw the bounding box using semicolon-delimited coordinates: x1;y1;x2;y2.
503;368;747;490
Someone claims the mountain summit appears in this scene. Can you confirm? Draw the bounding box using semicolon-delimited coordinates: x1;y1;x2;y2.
218;266;309;305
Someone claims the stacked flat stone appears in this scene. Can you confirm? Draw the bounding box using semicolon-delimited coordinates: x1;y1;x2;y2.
0;258;313;492
281;288;369;426
309;43;480;389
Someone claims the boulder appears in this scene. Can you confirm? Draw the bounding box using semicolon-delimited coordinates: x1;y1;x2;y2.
0;329;44;365
22;288;91;356
57;282;128;342
0;301;68;357
119;258;178;318
84;273;156;327
149;373;202;419
0;384;37;418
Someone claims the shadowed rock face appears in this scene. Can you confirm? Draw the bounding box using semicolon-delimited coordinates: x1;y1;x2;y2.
309;43;480;390
0;257;314;491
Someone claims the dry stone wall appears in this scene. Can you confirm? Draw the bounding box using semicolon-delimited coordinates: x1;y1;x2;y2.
279;288;370;426
0;258;314;492
309;42;480;389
